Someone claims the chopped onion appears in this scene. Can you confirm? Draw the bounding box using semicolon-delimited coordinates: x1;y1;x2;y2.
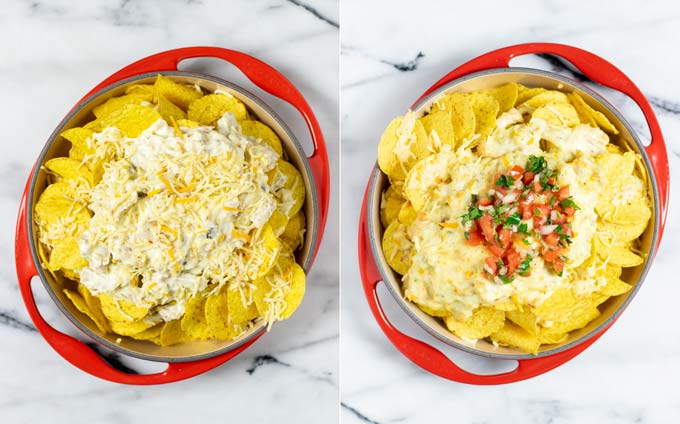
501;192;518;204
539;225;558;235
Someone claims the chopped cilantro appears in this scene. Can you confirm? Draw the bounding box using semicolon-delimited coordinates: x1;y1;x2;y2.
505;212;521;226
461;206;483;223
498;274;514;284
539;169;557;189
464;231;470;240
518;222;530;235
560;198;580;210
495;174;515;189
517;255;533;276
526;155;546;173
534;208;541;217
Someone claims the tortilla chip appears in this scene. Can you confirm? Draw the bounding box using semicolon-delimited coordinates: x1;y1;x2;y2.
432;92;476;143
226;285;259;324
515;87;546;105
77;284;111;333
187;93;248;125
157;93;187;123
93;94;148;119
159;320;185;346
44;157;93;185
48;237;87;272
377;113;429;180
273;160;305;218
380;186;405;228
91;104;162;138
240;120;283;156
382;221;412;275
419;109;456;150
531;102;580;127
61;127;95;160
466;92;499;143
281;210;305;250
181;295;212;340
483;83;519;113
154;74;203;110
444;307;505;339
490;321;541;355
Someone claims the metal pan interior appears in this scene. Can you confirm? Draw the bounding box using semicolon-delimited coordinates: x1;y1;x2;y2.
367;68;660;360
27;72;319;362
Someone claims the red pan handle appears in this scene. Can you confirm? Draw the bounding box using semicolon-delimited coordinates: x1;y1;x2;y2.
84;47;330;264
15;180;262;384
418;43;669;247
358;180;611;384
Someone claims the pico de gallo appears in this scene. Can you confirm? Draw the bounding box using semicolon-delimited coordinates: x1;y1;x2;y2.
460;155;579;284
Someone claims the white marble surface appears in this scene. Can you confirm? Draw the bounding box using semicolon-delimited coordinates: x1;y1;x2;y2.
341;0;680;422
0;0;338;422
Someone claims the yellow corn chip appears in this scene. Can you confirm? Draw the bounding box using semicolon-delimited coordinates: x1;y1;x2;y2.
281;210;305;250
382;221;412;275
159;320;185;346
187;93;248;125
491;321;541;355
154;74;203;110
419;109;456;150
48;237;87;272
226;286;259;324
61;127;95;160
432;93;475;143
93;94;148;119
157;93;187;123
444;307;505;339
466;92;499;143
483;83;519;113
181;295;212;340
240;120;283;156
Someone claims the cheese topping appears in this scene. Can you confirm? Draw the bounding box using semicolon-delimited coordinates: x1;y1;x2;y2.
402;110;611;319
77;113;282;321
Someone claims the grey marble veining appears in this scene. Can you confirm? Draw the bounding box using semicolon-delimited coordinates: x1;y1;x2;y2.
0;0;338;422
340;0;680;423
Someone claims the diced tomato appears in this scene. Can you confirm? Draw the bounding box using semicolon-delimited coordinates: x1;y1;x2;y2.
557;186;570;200
487;240;507;257
541;248;560;262
506;249;520;275
478;197;493;207
533;180;544;193
551;208;567;225
564;207;575;216
547;176;556;186
523;171;535;185
498;228;512;248
484;256;499;275
552;257;564;274
533;204;549;223
544;232;560;247
478;213;496;242
509;165;524;178
519;201;533;219
465;230;485;246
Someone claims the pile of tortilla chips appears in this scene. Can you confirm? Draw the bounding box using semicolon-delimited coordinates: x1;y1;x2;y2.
34;75;307;346
378;83;652;354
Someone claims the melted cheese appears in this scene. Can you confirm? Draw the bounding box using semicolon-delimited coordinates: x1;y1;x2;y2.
78;113;282;321
404;113;613;319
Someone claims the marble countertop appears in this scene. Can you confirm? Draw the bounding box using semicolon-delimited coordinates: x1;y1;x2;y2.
0;0;338;422
341;0;680;423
